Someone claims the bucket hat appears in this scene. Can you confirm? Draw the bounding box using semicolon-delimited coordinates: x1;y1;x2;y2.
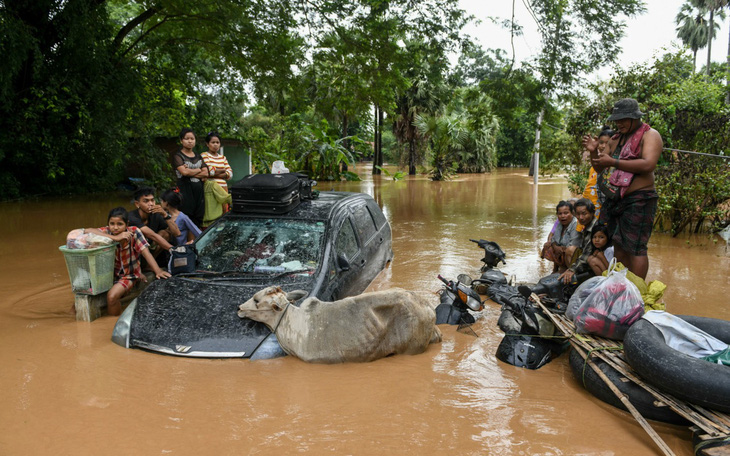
607;98;644;121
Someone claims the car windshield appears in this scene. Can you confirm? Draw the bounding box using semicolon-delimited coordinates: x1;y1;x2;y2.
194;217;326;276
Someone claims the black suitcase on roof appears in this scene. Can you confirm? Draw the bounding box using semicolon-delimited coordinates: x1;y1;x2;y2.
231;173;301;214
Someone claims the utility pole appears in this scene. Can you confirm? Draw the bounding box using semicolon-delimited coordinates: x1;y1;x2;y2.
532;108;544;185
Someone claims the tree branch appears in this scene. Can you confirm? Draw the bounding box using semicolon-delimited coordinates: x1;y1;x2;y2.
112;6;162;53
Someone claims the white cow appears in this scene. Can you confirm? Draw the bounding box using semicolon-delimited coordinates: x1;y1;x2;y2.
238;286;442;363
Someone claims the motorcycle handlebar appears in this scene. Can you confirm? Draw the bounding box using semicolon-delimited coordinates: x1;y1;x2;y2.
437;274;451;286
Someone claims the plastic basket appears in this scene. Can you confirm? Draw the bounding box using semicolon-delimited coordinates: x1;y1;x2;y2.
58;244;116;295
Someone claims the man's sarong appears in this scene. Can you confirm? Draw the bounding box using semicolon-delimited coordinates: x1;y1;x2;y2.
605;189;658;256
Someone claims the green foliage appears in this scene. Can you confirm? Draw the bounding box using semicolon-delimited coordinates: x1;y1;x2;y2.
656;155;730;235
414;112;466;181
566;162;591;196
450;87;500;172
526;0;646;95
374;166;406;181
240;109;360;181
469;49;545;167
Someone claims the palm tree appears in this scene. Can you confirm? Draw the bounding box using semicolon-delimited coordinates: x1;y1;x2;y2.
676;2;711;72
694;0;728;75
392;40;450;175
413;112;468;181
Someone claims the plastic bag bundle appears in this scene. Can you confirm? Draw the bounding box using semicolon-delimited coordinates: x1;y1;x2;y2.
601;262;666;312
573;267;644;340
271;160;289;174
566;276;604;320
66;229;114;249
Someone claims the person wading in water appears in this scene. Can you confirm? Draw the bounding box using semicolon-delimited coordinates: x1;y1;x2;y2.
582;98;662;280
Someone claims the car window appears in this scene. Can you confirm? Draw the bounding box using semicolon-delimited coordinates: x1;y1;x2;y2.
352;203;377;243
335;218;359;261
366;200;387;228
195;217;325;274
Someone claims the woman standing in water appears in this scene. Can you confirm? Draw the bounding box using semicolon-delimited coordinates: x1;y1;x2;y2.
172;128;208;228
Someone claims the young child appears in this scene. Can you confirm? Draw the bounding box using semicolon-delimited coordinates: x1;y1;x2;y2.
87;207;171;316
588;127;614;218
160;189;201;245
587;223;613;276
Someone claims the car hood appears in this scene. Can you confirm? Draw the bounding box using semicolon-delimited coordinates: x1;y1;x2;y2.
128;276;312;358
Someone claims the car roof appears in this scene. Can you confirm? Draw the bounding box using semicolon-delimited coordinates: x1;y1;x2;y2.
227;191;369;221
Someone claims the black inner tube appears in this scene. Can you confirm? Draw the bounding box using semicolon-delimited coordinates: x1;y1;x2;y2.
624;315;730;414
568;348;688;425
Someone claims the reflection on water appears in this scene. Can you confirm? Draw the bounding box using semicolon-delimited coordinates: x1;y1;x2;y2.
1;166;726;454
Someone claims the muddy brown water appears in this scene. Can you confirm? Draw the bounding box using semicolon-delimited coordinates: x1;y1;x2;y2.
1;167;728;455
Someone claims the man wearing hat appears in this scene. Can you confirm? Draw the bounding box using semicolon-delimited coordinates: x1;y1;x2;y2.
582;98;662;280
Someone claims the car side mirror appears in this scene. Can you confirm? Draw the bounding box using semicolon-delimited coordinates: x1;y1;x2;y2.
337;254;351;271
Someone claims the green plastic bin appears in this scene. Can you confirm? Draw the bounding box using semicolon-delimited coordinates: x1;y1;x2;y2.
59;244;116;295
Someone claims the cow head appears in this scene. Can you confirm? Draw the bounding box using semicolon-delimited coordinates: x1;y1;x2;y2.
237;286;308;327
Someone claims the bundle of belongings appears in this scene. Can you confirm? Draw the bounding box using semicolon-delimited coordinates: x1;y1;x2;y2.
66;229;114;249
642;311;730;365
566;260;666;340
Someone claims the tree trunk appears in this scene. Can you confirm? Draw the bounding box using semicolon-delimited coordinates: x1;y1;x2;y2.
341;114;349;172
531;107;545;183
408;137;416;175
377;106;384;170
726;16;730;104
707;9;714;76
372;104;381;175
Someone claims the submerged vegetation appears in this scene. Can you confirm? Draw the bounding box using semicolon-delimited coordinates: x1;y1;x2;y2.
1;0;728;235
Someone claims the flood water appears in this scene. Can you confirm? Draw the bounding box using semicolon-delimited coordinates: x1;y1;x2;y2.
1;167;728;455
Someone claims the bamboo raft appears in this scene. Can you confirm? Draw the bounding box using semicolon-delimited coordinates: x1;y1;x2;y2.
532;294;730;456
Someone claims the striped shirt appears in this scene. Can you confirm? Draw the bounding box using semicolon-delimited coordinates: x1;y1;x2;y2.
201;151;233;191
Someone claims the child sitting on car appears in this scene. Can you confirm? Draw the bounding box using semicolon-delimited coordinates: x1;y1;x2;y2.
86;207;171;316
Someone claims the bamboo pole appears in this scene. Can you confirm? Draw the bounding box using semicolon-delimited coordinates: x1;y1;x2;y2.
532;294;729;435
571;343;676;456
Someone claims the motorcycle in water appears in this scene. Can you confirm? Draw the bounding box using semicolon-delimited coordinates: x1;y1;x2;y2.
494;285;568;370
435;274;483;326
468;239;511;294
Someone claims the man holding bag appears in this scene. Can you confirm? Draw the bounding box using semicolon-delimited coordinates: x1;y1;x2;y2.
582;98;662;280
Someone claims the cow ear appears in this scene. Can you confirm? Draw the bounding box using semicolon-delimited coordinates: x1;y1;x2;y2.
286;290;307;303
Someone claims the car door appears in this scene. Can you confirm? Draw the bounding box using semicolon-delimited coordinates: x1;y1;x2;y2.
330;213;362;300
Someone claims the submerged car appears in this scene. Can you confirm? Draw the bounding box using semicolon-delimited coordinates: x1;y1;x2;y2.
112;191;393;359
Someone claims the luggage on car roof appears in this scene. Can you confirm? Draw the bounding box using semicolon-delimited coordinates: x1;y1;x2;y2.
230;173;316;214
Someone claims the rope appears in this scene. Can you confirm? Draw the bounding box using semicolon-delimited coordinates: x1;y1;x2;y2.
503;332;572;340
578;345;624;389
662;147;730;159
694;435;730;454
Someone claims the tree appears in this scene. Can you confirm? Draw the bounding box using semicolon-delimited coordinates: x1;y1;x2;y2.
676;1;712;71
414;112;466;181
0;0;301;199
517;0;646;176
694;0;729;76
392;40;451;175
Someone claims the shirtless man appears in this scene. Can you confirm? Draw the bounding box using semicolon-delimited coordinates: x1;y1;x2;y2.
582;98;662;280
